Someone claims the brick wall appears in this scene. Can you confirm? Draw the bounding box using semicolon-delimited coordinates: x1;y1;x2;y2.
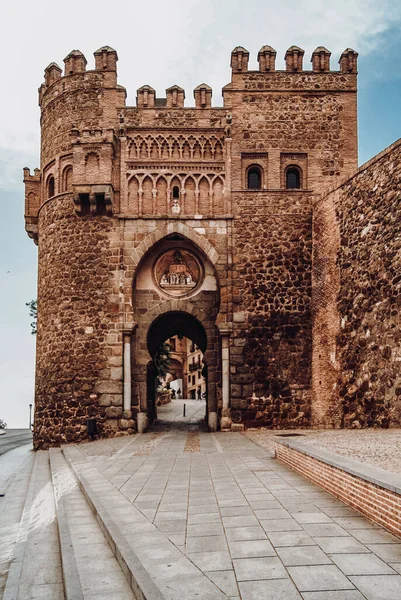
275;442;401;538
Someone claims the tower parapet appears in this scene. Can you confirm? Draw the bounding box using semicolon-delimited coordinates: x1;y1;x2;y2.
231;46;250;73
44;62;62;87
257;45;276;72
285;46;305;71
311;46;331;72
339;48;358;73
63;50;87;75
136;85;156;108
194;83;212;108
166;85;185;108
94;46;118;71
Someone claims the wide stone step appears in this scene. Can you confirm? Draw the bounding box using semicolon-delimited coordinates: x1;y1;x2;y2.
50;448;136;600
63;443;228;600
2;451;64;600
0;447;35;598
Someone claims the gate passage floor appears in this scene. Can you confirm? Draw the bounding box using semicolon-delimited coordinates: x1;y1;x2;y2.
79;400;401;599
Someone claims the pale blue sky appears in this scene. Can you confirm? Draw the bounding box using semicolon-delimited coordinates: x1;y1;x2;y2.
1;0;401;427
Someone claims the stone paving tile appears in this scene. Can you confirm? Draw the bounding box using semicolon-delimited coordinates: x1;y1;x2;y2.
254;508;291;520
225;525;267;541
301;592;365;599
239;578;302;599
228;539;276;558
333;517;379;530
207;570;239;597
294;512;333;524
220;506;254;517
367;544;401;562
352;529;401;544
233;556;288;581
330;553;396;575
155;519;187;533
288;565;355;591
261;518;303;532
186;535;228;553
302;523;350;537
277;545;333;566
315;536;371;554
319;507;358;518
267;531;317;548
349;575;401;600
187;512;221;524
222;515;260;528
187;550;233;571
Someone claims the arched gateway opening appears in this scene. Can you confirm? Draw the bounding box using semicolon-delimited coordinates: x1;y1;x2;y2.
146;312;208;427
131;231;221;432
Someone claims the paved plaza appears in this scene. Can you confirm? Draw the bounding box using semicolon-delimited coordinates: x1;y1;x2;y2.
2;400;401;599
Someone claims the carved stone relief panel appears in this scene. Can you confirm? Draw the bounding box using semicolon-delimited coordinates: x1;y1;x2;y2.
154;249;203;298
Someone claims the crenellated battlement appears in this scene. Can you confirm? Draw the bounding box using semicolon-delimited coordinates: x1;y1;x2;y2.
231;45;357;75
39;46;123;109
39;44;358;114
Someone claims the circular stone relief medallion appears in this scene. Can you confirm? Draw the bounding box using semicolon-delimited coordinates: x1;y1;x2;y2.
154;249;203;297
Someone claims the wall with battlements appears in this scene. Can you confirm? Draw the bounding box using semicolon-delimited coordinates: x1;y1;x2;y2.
25;43;364;448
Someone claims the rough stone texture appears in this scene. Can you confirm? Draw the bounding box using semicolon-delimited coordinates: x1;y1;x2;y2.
232;192;312;428
35;195;125;448
313;139;401;429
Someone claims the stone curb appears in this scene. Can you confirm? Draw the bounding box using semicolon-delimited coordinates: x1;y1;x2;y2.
49;448;84;600
62;444;165;600
2;452;38;600
274;436;401;495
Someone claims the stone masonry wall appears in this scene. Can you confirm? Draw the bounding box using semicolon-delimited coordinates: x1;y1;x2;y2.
313;140;401;428
35;195;125;449
230;191;312;428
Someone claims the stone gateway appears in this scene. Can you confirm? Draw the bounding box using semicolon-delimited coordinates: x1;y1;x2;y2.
24;45;401;449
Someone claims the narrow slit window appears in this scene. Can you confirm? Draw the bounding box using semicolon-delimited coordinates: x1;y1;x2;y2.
79;193;90;215
96;194;106;215
47;176;55;199
172;186;180;199
247;167;261;190
286;167;301;189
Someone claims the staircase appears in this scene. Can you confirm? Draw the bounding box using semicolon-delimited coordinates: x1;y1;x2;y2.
1;448;137;600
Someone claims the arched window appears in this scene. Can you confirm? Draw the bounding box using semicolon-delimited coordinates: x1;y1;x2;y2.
47;176;55;199
286;166;301;189
172;185;180;199
247;166;262;190
62;166;73;192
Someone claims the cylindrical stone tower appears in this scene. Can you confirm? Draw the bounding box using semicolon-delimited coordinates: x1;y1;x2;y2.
27;47;128;449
